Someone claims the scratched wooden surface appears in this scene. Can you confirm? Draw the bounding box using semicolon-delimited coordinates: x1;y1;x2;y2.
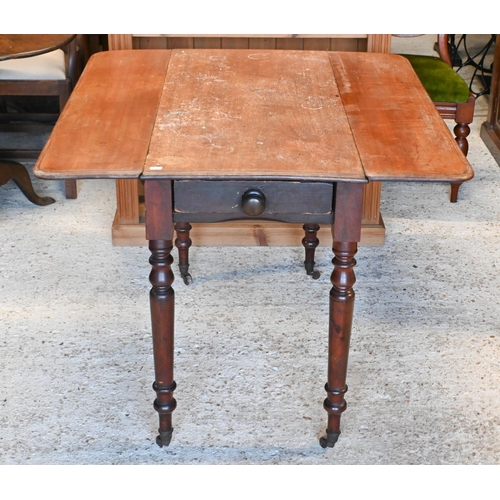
35;49;474;186
35;50;170;179
143;49;366;182
329;52;474;183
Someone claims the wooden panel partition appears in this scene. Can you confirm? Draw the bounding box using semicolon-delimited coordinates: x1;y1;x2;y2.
108;34;391;246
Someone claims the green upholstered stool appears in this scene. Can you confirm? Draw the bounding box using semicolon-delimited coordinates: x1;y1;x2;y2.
399;44;475;202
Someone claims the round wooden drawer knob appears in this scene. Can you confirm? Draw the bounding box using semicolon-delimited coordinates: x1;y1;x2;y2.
241;188;266;216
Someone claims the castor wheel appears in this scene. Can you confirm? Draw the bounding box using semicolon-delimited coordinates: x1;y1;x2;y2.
156;428;173;448
304;261;321;280
179;264;193;285
181;272;193;285
319;430;340;448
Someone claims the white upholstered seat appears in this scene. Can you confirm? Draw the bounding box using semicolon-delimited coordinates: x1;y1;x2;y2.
0;49;66;80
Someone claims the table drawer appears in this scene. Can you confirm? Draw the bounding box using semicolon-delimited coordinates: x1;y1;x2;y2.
173;180;334;222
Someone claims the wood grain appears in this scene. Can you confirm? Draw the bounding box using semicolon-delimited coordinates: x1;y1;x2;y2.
329;52;474;182
132;34;368;39
144;49;366;182
105;36;389;247
35;50;170;179
480;39;500;166
108;34;133;50
111;219;386;247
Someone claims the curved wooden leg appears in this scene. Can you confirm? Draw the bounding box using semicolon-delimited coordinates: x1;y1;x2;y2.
450;182;463;203
149;239;176;447
174;222;193;285
320;241;357;448
302;223;321;279
0;160;55;206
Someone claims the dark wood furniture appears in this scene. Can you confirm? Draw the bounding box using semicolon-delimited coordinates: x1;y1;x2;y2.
0;158;54;205
34;49;473;448
399;34;475;202
0;34;88;200
481;38;500;166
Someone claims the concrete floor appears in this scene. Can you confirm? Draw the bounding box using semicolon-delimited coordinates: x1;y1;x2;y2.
1;35;499;464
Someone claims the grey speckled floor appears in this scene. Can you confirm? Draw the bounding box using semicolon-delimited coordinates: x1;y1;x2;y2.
1;36;499;464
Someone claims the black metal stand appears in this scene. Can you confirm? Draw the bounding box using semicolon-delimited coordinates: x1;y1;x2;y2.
450;34;496;97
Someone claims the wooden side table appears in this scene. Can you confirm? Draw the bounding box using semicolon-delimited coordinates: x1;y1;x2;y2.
35;49;472;448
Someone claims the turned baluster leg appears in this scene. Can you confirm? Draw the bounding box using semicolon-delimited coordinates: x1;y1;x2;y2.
450;122;470;203
144;179;176;447
175;222;193;285
454;122;470;157
149;239;176;447
320;241;357;448
302;223;321;279
319;182;363;449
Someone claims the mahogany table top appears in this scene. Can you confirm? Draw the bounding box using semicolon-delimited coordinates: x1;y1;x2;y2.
0;34;75;61
145;49;364;182
35;49;474;185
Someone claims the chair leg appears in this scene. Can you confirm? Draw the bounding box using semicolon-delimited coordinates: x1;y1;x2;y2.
453;122;470;156
65;179;77;199
302;223;321;279
59;82;77;200
448;121;471;202
174;222;193;285
450;182;462;203
436;95;474;203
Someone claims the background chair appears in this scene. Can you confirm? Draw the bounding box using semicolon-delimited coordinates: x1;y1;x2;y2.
398;34;475;202
0;34;89;199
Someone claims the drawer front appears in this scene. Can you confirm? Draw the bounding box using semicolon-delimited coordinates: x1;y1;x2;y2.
173;181;334;220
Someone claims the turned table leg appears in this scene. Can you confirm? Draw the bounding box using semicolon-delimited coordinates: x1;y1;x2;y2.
302;223;321;279
319;182;364;448
149;239;176;447
175;222;193;285
320;241;357;448
144;179;177;447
